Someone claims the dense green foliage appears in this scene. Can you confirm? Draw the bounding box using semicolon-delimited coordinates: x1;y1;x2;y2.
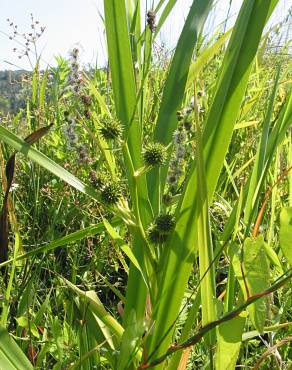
0;1;291;369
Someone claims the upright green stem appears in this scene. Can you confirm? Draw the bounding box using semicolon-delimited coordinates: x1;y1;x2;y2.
123;144;156;276
1;232;20;326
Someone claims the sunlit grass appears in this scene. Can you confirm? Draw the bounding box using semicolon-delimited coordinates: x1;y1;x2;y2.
0;1;291;369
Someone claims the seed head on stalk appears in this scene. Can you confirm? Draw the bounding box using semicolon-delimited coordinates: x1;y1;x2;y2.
155;214;175;233
99;116;122;141
147;224;168;244
143;142;167;167
147;214;175;245
100;182;121;205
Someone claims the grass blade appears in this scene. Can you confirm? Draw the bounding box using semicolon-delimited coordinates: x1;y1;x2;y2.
148;0;213;212
0;124;99;201
0;326;33;370
0;220;121;269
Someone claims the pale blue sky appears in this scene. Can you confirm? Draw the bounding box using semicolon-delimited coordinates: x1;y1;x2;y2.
0;0;290;71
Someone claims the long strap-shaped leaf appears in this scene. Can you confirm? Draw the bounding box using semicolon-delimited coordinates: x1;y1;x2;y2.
0;125;99;201
244;67;281;228
103;0;153;328
0;219;121;269
0;326;33;370
146;0;279;363
196;122;216;346
103;0;151;223
147;0;213;213
58;275;124;342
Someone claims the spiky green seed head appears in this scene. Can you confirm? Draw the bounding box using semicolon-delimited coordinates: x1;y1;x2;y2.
154;214;175;233
147;224;168;244
100;182;121;205
99;117;122;141
143;142;166;167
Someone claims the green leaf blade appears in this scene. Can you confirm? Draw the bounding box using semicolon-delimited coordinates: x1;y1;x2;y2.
0;326;33;370
279;207;292;265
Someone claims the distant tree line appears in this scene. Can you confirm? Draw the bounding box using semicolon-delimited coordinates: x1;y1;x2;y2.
0;70;30;113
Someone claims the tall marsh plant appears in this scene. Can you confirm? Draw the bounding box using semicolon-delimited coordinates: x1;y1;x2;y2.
0;0;291;369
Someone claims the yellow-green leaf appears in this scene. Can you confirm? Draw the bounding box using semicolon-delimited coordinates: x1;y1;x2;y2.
244;236;269;333
216;313;247;370
279;207;292;265
0;326;33;370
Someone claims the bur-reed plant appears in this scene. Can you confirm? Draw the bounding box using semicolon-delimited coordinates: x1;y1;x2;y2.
0;0;291;369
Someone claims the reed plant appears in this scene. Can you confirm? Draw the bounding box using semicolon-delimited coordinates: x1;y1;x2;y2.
0;0;291;369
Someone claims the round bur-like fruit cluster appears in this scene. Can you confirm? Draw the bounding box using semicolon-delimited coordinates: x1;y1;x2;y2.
100;182;121;205
99;117;122;141
143;142;166;167
147;213;175;244
147;225;168;244
155;214;175;233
